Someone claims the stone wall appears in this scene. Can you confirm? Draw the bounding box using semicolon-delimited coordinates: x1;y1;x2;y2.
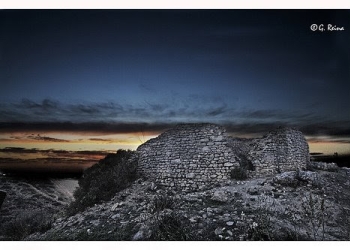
245;128;310;175
136;124;240;191
136;124;310;190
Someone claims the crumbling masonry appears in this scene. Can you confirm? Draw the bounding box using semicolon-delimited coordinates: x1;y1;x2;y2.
137;123;310;191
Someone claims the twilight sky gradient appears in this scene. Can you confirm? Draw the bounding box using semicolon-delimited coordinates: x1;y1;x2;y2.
0;9;350;173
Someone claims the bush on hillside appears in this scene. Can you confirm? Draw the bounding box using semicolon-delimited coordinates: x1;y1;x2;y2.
230;167;248;180
0;209;53;240
230;154;254;180
149;212;197;240
66;150;138;215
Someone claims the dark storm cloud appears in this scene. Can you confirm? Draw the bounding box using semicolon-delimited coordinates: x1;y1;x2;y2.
1;97;350;138
223;120;350;138
1;119;349;140
19;98;59;110
0;97;231;123
3;99;125;121
236;109;325;124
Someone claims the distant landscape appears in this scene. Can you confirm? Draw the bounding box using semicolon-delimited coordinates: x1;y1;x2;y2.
311;154;350;168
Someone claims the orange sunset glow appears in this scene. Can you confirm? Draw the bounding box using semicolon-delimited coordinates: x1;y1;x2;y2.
0;131;161;172
1;128;349;174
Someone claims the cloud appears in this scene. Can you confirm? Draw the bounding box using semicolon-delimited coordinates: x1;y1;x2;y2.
1;98;350;139
308;139;350;144
89;138;113;142
0;147;113;171
0;156;96;173
27;134;69;142
206;103;228;117
223;120;350;138
0;97;231;123
0;119;350;140
299;123;350;137
1;99;125;122
0;147;39;154
0;121;170;135
0;147;111;157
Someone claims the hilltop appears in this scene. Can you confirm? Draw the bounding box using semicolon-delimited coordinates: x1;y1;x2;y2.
26;166;350;240
4;123;350;240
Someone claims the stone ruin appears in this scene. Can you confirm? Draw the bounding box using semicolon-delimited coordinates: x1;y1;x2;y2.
137;124;240;191
231;127;310;176
136;123;310;191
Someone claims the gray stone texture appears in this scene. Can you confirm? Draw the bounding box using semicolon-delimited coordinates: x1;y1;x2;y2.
230;127;310;175
246;127;310;174
137;124;310;190
137;124;239;191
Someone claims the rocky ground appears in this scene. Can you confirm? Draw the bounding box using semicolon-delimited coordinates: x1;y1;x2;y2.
0;174;78;240
25;166;350;241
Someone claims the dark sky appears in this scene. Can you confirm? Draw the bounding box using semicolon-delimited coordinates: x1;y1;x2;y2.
0;10;350;163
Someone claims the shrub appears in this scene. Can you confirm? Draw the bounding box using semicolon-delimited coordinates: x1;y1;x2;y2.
1;209;53;240
284;192;329;240
230;167;248;180
238;195;276;241
66;150;138;215
149;212;196;240
301;193;328;240
239;154;255;171
147;194;175;214
230;154;253;180
246;210;273;241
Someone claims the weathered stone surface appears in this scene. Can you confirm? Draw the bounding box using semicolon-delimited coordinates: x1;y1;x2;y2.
273;171;299;186
214;227;223;235
137;124;239;191
132;224;152;240
229;127;310;175
24;170;350;241
309;161;339;172
297;170;319;183
137;124;311;190
211;190;229;203
226;221;234;226
273;170;320;186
